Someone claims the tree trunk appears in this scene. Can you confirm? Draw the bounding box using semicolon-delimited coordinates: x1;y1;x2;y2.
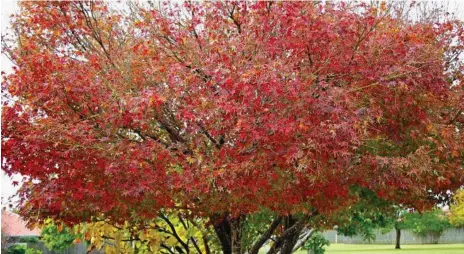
267;215;310;254
280;231;301;254
395;226;401;249
212;214;243;254
213;213;311;254
213;215;232;254
431;232;440;244
230;215;244;254
280;216;301;254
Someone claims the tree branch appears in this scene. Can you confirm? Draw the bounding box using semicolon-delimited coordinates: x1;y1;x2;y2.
159;213;190;253
227;3;242;34
190;237;202;254
160;244;176;254
197;122;222;149
291;229;315;253
448;108;463;125
266;215;310;254
249;216;283;254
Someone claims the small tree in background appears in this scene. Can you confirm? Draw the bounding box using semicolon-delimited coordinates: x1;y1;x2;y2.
333;187;408;249
303;233;330;254
402;210;451;244
449;189;464;228
334;187;395;242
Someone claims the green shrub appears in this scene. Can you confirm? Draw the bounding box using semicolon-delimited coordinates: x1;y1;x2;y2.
303;232;330;254
25;248;42;254
17;237;39;243
402;209;450;243
7;245;27;254
6;245;42;254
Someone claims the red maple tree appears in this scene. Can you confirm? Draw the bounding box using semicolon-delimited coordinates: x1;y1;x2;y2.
2;2;463;253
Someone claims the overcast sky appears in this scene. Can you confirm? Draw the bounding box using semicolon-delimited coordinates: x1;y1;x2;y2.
1;1;464;210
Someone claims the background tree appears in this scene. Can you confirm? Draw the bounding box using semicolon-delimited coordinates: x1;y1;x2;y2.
402;209;451;244
336;202;452;248
2;1;463;253
334;187;394;241
449;189;464;228
302;233;330;254
331;187;409;249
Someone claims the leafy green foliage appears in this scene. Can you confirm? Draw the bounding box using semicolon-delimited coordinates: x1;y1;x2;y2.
6;245;27;254
241;210;276;251
40;220;78;252
6;245;42;254
303;233;330;254
402;210;450;238
16;237;39;243
25;249;42;254
334;187;396;241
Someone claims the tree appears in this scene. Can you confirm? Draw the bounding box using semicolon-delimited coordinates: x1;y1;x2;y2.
334;187;394;241
332;187;407;249
336;201;452;248
2;1;463;253
402;209;451;244
302;232;330;254
450;189;464;227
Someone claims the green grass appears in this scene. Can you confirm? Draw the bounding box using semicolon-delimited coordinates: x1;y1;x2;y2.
292;244;464;254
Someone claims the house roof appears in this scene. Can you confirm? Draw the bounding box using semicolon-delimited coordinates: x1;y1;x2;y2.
1;210;40;237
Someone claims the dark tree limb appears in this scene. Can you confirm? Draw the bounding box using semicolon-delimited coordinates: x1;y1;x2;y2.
266;215;310;254
203;235;211;254
160;213;190;253
227;3;242;34
249;216;283;254
160;244;176;254
211;214;232;254
190;237;203;254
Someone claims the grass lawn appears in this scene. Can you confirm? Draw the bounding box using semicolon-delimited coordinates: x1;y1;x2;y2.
291;244;464;254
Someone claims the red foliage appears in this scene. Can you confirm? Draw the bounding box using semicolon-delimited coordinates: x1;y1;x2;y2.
2;1;463;224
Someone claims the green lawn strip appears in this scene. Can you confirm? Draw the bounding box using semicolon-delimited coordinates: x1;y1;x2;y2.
290;244;464;254
261;244;464;254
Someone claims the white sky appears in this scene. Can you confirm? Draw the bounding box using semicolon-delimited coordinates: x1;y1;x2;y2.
1;1;464;210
